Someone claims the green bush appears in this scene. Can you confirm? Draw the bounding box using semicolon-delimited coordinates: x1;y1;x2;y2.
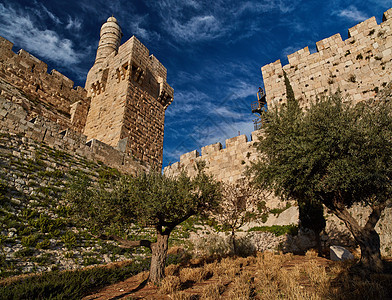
21;234;40;247
248;224;298;236
269;203;292;216
36;239;51;250
14;247;35;258
0;258;150;299
61;231;77;250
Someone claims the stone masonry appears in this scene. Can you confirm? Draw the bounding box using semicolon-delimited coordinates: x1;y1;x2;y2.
0;16;172;170
262;8;392;107
84;17;173;169
164;132;260;183
0;36;90;133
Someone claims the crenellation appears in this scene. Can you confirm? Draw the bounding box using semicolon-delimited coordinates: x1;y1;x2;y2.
263;8;392;107
226;134;248;148
0;38;90;133
201;142;222;156
164;132;259;183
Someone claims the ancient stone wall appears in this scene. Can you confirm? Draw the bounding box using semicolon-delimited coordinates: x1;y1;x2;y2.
0;94;147;175
164;133;259;183
0;36;90;132
84;17;173;169
262;8;392;107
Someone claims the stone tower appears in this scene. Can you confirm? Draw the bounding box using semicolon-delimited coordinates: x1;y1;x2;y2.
84;17;173;169
94;16;122;65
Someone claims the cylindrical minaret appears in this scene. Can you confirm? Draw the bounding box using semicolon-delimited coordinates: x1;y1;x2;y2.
94;16;122;65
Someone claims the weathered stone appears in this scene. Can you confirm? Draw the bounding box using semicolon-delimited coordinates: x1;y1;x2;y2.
330;245;355;261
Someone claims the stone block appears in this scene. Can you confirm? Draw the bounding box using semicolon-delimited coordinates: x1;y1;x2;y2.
330;246;354;261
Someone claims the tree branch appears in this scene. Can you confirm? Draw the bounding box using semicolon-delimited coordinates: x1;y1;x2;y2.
96;234;152;250
365;202;387;230
328;194;362;236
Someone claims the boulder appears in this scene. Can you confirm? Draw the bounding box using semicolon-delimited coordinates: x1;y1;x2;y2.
330;245;354;261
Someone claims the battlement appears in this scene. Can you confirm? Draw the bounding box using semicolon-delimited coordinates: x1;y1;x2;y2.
164;133;260;183
262;8;392;107
0;36;90;132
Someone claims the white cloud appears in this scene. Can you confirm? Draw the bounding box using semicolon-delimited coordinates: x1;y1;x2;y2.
169;15;223;42
127;15;161;42
33;1;62;25
0;4;83;65
65;16;82;31
228;80;256;99
334;6;368;22
165;89;209;116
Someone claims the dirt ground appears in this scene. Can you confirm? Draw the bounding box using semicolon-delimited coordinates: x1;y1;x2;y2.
83;254;331;300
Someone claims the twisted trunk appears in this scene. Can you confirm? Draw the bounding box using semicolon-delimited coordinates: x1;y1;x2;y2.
328;198;386;273
149;226;171;284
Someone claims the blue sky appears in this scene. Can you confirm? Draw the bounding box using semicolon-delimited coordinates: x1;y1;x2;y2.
0;0;391;167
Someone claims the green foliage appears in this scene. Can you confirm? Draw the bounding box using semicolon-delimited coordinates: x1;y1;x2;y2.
250;86;392;268
248;224;298;236
61;231;77;250
250;91;392;209
21;234;40;247
0;259;150;300
36;239;51;249
269;202;292;216
14;247;35;258
65;171;221;235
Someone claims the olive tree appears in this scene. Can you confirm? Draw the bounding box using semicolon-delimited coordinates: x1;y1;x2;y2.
212;179;261;255
250;89;392;272
64;170;221;284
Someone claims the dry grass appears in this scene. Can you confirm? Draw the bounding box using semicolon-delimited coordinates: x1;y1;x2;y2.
158;275;181;294
152;252;392;299
179;266;212;283
200;280;225;299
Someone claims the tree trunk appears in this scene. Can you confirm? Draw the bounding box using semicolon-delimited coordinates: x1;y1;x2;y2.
328;200;386;273
314;230;322;256
356;228;383;272
231;230;237;255
149;229;170;284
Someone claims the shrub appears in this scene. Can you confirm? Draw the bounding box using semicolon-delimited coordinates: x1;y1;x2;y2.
61;231;77;250
21;234;40;247
248;224;298;236
0;259;150;299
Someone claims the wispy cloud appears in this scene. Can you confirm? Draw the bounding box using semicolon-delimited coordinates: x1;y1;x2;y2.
0;4;83;65
65;16;82;31
33;1;62;25
126;14;161;42
334;6;368;22
169;15;223;42
165;89;209;116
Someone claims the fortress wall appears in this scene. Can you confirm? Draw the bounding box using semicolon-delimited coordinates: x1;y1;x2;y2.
164;132;262;183
262;8;392;107
0;96;147;175
0;36;90;132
